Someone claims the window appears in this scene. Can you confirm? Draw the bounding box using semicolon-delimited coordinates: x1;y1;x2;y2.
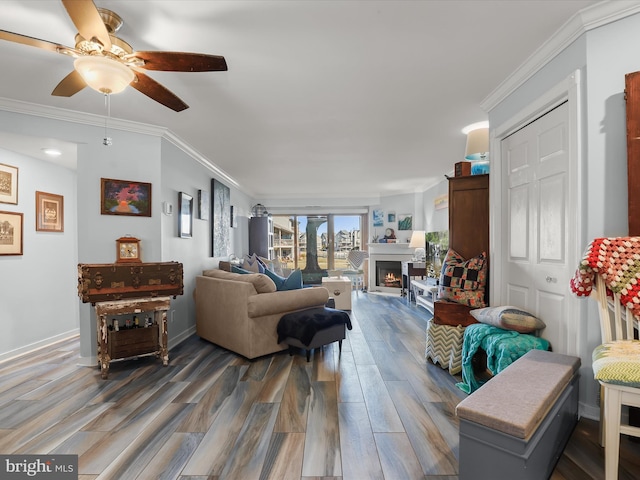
272;214;366;282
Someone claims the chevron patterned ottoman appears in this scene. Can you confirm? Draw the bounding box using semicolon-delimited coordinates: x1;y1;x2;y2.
425;318;465;375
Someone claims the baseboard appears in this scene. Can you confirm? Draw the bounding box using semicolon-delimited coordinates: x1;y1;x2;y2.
169;325;197;350
0;329;80;365
580;401;600;421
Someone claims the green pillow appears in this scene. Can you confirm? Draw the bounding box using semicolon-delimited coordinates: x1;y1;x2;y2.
592;340;640;387
470;306;545;333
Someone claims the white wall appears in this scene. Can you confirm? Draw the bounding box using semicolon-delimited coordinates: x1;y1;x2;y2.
159;138;253;345
0;108;253;362
369;191;424;244
422;179;448;233
0;147;78;359
486;13;640;418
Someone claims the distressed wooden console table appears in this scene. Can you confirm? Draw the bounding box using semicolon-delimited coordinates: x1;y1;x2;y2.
93;297;171;379
78;262;183;379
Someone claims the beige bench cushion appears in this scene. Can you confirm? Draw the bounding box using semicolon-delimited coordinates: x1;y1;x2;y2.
456;349;580;439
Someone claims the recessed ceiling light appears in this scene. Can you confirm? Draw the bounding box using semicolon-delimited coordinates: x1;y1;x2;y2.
41;148;62;157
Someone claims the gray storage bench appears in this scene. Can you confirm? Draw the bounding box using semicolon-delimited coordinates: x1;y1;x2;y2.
455;349;581;480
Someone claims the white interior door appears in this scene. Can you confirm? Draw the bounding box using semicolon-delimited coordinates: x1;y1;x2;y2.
501;101;574;353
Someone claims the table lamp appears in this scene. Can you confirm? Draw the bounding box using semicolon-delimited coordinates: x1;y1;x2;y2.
409;230;426;261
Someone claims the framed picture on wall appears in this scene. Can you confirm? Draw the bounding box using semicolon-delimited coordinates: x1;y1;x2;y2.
398;214;413;230
0;210;23;255
179;192;193;238
35;191;64;232
100;178;152;217
0;163;18;205
198;189;210;220
373;209;384;227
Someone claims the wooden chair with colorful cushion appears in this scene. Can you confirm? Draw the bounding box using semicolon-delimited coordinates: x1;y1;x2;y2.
571;237;640;480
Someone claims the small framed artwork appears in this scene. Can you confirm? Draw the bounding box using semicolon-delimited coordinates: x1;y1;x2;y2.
434;193;448;210
35;191;64;232
373;209;384;227
387;211;396;223
179;192;193;238
0;163;18;205
100;178;152;217
398;214;413;230
198;189;210;220
0;210;23;255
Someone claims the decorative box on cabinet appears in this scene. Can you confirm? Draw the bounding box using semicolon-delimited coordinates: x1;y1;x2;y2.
249;216;274;259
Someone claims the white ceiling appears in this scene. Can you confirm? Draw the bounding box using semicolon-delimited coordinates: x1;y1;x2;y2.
0;0;603;202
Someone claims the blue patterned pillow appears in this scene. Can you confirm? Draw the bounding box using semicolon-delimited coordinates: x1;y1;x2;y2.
264;268;303;291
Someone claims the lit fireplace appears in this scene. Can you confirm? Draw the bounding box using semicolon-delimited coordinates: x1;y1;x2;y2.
376;261;402;288
385;272;400;287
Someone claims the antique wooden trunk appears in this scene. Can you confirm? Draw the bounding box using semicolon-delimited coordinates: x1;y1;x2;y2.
78;262;183;304
433;299;479;327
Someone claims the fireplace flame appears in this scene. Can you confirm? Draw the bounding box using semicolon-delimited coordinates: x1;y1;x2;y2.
384;273;400;287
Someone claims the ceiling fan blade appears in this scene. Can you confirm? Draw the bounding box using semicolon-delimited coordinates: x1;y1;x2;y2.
61;0;111;51
0;29;73;54
130;71;188;112
130;51;227;72
51;70;87;97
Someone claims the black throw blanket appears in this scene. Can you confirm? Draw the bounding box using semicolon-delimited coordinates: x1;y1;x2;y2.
277;307;352;346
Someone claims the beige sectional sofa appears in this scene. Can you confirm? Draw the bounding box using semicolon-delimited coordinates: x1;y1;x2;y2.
195;269;329;359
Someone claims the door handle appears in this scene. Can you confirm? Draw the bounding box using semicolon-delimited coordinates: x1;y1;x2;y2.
546;276;557;283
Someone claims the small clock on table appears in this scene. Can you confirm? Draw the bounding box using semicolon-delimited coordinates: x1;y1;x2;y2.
116;236;141;263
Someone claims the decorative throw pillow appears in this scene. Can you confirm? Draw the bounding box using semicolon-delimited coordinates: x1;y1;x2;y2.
470;306;546;333
243;254;265;273
438;249;487;307
592;340;640;387
264;268;303;291
440;249;487;290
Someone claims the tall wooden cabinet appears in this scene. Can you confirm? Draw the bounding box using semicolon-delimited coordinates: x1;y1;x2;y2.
249;216;274;259
448;174;490;300
448;174;489;259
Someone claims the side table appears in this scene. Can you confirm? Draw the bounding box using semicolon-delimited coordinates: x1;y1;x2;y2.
401;261;426;301
321;276;352;310
94;296;171;379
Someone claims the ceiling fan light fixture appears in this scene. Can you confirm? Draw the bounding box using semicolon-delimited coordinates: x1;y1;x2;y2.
74;55;134;94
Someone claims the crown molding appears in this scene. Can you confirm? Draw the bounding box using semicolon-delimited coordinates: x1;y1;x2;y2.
481;1;640;112
0;96;167;136
161;130;240;189
0;96;242;189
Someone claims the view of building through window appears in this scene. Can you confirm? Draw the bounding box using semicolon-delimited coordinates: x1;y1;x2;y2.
272;215;362;274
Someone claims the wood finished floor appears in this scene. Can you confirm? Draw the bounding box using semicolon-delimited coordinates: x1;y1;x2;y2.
2;292;640;479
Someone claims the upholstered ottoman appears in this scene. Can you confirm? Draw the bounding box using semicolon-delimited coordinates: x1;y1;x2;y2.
425;318;465;374
277;307;352;361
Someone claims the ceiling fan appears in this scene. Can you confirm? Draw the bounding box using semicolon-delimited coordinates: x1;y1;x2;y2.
0;0;227;111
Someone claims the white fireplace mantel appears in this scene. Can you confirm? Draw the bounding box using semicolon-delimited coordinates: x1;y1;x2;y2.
367;243;414;293
367;242;413;254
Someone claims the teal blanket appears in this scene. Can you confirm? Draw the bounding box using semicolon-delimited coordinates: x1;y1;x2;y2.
456;323;550;394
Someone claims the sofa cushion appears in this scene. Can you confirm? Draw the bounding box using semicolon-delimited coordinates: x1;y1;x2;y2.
264;268;303;291
202;268;277;293
247;286;329;318
470;306;546;333
243;254;265;273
